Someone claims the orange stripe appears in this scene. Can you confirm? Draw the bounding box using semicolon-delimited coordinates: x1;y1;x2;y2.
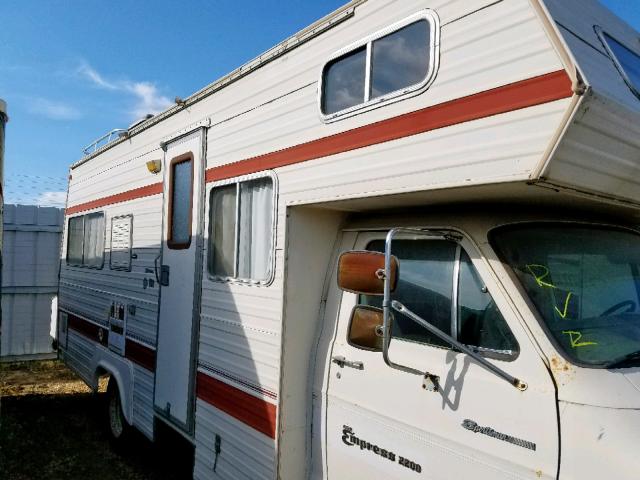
66;70;572;213
206;70;573;182
66;182;163;215
196;371;277;439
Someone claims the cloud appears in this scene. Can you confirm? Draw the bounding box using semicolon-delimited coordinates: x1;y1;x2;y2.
27;97;82;121
127;81;172;118
77;62;172;120
35;191;67;207
77;63;118;90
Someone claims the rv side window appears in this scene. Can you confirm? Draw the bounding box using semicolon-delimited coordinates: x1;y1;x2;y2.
208;175;275;283
597;28;640;100
320;12;438;119
360;240;518;358
66;212;105;268
67;216;84;265
168;154;193;249
370;20;431;100
322;47;367;114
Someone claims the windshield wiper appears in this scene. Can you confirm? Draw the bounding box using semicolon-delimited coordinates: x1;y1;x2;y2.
606;350;640;369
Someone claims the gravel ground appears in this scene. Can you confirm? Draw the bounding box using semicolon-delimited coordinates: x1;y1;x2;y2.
0;360;193;480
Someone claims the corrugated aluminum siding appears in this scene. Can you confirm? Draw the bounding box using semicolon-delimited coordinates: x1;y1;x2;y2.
1;204;63;359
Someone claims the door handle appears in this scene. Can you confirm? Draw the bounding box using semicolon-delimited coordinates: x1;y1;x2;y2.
154;254;170;286
332;355;364;370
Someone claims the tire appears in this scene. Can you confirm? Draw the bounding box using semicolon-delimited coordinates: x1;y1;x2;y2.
107;378;131;444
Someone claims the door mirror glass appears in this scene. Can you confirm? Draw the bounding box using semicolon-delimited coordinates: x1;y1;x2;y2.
337;251;398;295
347;306;385;351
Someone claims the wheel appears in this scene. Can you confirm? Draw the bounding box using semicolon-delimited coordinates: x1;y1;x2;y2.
107;378;131;444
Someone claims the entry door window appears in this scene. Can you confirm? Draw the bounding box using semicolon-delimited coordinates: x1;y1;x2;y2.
168;154;193;249
361;239;519;358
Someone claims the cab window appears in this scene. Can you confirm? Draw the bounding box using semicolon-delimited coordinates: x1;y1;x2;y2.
360;239;519;358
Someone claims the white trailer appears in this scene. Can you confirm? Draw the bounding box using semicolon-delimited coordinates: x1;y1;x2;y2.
58;1;640;478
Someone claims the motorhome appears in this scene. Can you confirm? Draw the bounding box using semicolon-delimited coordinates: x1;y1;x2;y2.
58;0;640;478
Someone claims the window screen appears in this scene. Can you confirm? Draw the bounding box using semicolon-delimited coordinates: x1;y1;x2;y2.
321;14;435;117
168;156;193;249
599;30;640;100
66;212;105;268
208;176;274;282
361;239;518;356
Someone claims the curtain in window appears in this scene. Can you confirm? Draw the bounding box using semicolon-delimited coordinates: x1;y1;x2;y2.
238;178;273;281
210;184;237;277
67;216;84;264
83;213;105;267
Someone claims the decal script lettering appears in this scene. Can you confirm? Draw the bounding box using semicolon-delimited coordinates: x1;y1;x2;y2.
341;425;421;473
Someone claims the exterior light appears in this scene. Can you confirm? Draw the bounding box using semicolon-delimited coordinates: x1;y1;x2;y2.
146;160;162;174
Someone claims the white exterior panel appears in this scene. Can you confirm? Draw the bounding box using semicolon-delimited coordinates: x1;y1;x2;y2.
539;0;640;204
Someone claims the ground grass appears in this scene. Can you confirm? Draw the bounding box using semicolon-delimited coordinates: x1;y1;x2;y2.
0;360;193;480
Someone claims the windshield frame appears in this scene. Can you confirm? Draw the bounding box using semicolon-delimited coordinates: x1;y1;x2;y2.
489;221;640;370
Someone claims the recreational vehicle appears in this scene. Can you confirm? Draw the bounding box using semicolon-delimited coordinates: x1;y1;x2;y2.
58;0;640;478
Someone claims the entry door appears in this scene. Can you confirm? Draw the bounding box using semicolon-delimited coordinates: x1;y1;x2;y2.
325;232;559;479
154;130;204;432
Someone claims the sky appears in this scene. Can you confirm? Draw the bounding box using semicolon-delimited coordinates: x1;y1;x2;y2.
0;0;638;207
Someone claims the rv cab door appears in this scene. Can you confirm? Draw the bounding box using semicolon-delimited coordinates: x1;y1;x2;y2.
324;231;559;479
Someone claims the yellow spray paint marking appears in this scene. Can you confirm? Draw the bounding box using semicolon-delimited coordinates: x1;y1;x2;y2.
526;264;574;320
526;264;556;288
562;330;598;348
554;292;573;319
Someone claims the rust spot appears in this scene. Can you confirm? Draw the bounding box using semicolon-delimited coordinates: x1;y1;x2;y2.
550;355;575;385
550;355;571;372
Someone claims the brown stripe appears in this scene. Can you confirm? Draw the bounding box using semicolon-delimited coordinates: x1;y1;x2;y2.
125;339;156;372
65;312;156;372
67;313;108;347
196;371;277;439
205;70;573;182
66;182;162;215
65;71;572;213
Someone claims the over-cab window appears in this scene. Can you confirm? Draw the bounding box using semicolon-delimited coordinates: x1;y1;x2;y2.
66;212;105;268
320;11;439;119
361;240;519;358
596;27;640;100
208;174;275;283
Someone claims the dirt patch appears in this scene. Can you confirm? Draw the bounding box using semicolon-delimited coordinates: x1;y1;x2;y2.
0;360;193;480
1;360;107;397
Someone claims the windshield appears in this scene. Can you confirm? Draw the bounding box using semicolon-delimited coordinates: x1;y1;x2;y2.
491;224;640;367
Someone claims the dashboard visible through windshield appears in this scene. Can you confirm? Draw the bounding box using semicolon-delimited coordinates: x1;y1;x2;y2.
491;223;640;368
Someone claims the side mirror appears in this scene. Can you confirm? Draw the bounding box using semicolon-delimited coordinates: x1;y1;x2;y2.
337;251;398;295
347;306;385;351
